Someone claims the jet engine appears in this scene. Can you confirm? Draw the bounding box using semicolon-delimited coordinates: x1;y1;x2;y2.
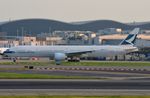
54;53;66;65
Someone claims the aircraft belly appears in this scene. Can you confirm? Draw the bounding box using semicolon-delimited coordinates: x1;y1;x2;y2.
6;52;53;57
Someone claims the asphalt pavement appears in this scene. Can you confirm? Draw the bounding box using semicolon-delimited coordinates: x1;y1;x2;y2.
1;79;150;96
0;80;150;89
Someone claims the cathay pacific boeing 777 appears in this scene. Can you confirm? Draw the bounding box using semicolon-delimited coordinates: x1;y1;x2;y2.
2;28;140;64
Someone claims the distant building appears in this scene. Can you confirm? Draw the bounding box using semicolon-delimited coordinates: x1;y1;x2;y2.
0;40;19;47
98;28;122;35
45;37;65;45
19;36;37;45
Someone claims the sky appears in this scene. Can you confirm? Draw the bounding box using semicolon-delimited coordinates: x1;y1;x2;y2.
0;0;150;23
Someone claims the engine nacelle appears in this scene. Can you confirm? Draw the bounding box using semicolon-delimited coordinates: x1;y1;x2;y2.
54;53;66;65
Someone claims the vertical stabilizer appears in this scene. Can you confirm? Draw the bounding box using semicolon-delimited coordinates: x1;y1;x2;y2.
120;28;140;45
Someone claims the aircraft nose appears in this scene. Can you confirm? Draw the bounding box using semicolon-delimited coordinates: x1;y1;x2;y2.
3;49;15;54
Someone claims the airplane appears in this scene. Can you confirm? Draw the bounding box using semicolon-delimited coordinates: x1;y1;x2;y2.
2;28;140;65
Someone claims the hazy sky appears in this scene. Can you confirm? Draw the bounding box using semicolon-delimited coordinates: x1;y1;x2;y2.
0;0;150;22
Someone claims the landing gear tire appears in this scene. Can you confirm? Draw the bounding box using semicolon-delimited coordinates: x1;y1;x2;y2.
67;57;80;62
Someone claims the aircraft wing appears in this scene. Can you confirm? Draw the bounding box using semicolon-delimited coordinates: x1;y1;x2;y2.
124;47;138;53
65;50;94;56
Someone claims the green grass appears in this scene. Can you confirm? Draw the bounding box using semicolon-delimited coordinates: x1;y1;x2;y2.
62;61;150;66
0;72;93;79
0;61;150;66
0;61;50;66
0;96;150;98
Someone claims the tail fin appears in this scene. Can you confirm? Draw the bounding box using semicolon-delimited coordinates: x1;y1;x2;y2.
120;28;140;45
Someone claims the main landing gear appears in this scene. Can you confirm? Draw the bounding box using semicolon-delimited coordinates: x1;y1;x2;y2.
67;57;80;62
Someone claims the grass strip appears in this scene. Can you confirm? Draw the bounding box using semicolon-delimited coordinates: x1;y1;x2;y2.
0;72;97;79
0;96;150;98
0;61;50;66
62;61;150;66
0;61;149;66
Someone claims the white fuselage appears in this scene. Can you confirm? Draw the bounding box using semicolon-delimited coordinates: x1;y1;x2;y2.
4;45;138;58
